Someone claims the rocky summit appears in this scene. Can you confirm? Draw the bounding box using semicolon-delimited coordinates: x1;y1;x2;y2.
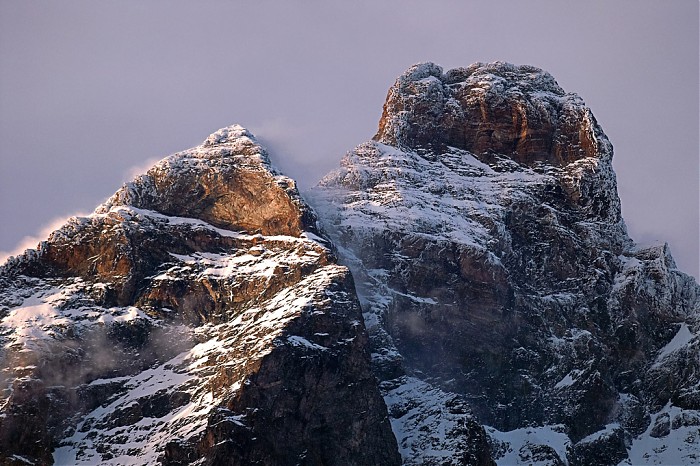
312;62;700;465
1;63;699;466
0;126;399;465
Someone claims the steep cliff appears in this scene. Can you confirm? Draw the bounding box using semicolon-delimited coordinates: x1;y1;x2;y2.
312;62;700;465
0;126;400;465
1;62;698;466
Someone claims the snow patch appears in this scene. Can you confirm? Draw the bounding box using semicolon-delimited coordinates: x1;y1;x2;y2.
621;404;700;465
486;424;571;466
286;335;328;351
655;323;694;362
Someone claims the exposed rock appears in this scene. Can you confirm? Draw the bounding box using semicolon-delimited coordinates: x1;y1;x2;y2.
519;442;565;466
99;125;315;237
568;425;628;466
649;412;671;438
0;126;399;465
375;62;604;167
312;61;700;465
2;62;699;466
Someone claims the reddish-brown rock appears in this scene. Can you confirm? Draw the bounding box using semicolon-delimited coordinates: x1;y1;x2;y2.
375;62;605;167
0;126;400;466
100;125;313;237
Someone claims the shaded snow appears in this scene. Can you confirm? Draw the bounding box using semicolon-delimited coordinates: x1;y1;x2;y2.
620;404;700;465
486;424;571;466
655;323;694;361
286;335;328;351
1;301;70;350
554;369;583;389
314;141;555;249
384;376;477;464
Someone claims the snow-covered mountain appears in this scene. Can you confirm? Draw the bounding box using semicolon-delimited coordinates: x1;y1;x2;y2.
311;62;700;465
1;62;699;466
0;126;399;465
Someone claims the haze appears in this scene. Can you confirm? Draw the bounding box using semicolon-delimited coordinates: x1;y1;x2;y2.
0;0;698;279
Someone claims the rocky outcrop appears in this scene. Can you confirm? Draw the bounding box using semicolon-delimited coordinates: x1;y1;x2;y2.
99;125;314;237
375;62;604;168
2;62;698;466
313;62;700;465
0;126;399;465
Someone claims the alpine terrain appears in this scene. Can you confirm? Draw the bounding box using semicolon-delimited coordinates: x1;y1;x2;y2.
0;126;399;465
1;62;699;466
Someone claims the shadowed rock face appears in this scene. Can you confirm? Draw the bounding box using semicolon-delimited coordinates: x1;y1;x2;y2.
314;62;700;465
0;126;400;466
375;62;603;167
2;63;699;466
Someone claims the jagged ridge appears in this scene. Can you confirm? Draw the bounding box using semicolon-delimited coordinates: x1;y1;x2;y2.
0;126;400;465
312;61;700;465
1;61;699;466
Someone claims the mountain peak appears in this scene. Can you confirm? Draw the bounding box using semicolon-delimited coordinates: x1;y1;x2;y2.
202;124;256;147
97;125;313;237
375;61;609;167
0;122;399;464
314;62;700;465
391;61;562;92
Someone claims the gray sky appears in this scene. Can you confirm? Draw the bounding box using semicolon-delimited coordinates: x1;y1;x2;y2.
1;0;698;279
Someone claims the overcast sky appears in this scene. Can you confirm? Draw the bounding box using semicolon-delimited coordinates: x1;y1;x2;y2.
0;0;698;279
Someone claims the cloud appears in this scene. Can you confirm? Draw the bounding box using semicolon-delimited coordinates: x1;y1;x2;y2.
123;156;163;181
0;213;88;265
249;119;340;190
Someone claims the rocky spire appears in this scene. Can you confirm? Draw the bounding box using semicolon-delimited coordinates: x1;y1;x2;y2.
98;124;315;237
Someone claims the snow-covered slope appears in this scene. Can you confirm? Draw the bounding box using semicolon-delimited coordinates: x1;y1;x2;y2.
311;62;700;465
0;126;400;465
2;62;698;466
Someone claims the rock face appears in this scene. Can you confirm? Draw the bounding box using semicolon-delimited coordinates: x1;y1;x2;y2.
375;62;601;167
0;126;400;465
1;63;699;466
312;62;700;465
101;125;314;237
